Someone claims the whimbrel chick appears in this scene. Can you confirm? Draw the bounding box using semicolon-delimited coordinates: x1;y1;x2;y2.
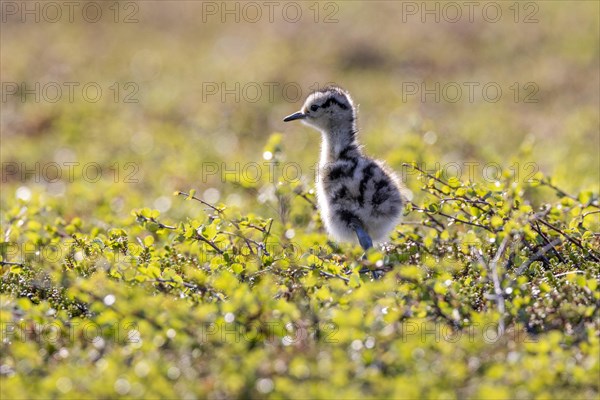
284;86;404;251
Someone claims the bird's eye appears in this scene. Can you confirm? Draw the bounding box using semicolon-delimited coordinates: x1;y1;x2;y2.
310;105;319;112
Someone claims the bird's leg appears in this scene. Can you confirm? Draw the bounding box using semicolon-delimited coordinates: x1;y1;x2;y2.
350;219;381;279
350;218;373;251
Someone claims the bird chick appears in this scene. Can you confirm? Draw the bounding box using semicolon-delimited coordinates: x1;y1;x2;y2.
284;86;404;251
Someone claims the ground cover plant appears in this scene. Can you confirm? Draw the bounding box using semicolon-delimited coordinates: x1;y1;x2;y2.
1;1;599;398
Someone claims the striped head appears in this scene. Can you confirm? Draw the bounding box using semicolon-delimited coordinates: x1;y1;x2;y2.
283;86;356;133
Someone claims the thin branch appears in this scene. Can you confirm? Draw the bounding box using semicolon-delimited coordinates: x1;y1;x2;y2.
582;210;600;219
540;179;599;209
176;191;224;214
523;241;551;269
264;219;274;242
300;265;350;283
537;219;600;262
429;188;495;225
549;271;585;279
296;192;318;210
151;277;201;290
439;211;495;232
194;232;224;255
3;207;28;242
490;236;509;332
150;278;223;298
473;236;510;337
403;162;451;187
0;260;24;267
435;190;497;224
531;222;567;264
221;231;256;255
395;230;434;255
408;202;445;231
540;179;577;199
440;196;492;208
243;223;266;232
516;238;563;275
220;231;271;256
425;204;496;232
522;270;590;287
409;198;496;232
136;214;176;230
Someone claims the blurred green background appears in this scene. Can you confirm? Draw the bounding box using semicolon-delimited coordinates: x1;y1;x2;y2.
2;1;598;218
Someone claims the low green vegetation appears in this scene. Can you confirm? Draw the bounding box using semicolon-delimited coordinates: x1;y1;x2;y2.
1;1;598;399
2;135;598;398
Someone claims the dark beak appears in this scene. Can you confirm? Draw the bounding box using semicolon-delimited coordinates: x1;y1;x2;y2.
283;111;306;122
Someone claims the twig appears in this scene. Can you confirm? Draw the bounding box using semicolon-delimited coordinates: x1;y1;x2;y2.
136;214;176;230
395;230;433;255
537;219;600;262
4;207;28;242
540;179;577;199
473;236;510;336
150;278;222;297
440;196;492;208
296;192;318;210
243;223;266;232
490;236;509;335
531;222;567;265
176;191;224;214
540;179;599;209
429;188;495;224
439;211;495;232
151;278;200;289
300;265;349;283
417;202;496;232
404;162;451;187
0;260;24;267
408;202;445;231
548;271;585;279
582;210;600;219
516;238;563;274
436;191;497;224
221;231;256;255
539;179;583;203
194;232;224;255
221;231;271;256
264;219;273;243
523;241;551;269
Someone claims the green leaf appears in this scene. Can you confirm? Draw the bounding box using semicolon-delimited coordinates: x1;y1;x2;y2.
440;230;450;241
231;263;244;274
539;282;552;293
306;254;320;265
578;191;593;204
147;264;161;278
447;177;460;188
144;235;155;247
349;273;362;288
202;224;217;239
491;216;503;229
